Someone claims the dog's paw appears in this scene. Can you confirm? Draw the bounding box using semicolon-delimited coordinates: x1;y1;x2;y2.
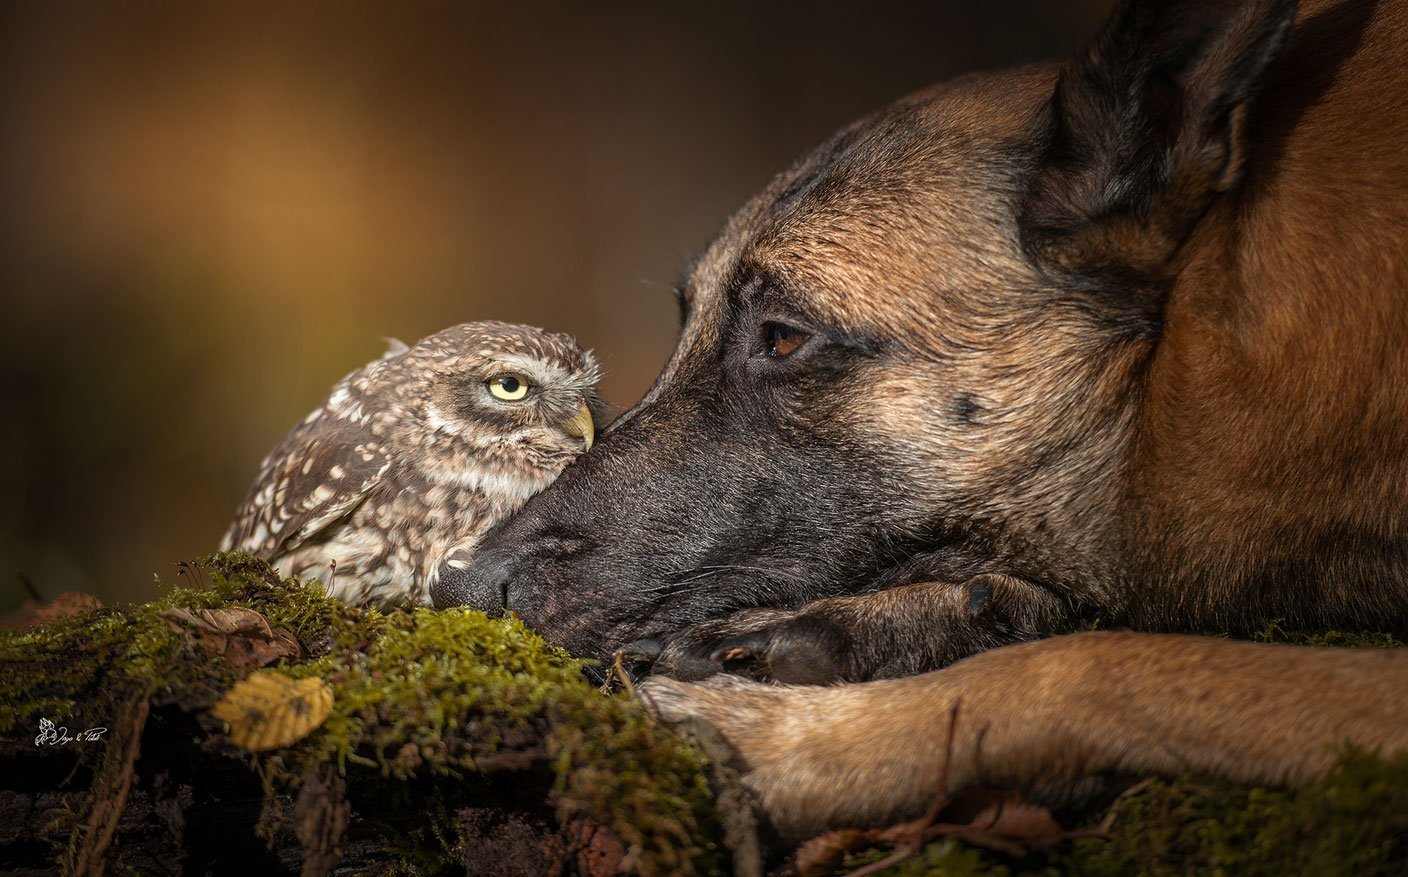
637;675;822;838
638;674;948;843
648;610;857;683
637;673;772;724
706;616;856;684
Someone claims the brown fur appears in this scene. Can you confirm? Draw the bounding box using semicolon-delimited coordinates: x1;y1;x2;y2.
643;634;1408;842
436;0;1408;840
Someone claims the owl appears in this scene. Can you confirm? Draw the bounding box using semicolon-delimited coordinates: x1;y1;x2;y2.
220;321;600;607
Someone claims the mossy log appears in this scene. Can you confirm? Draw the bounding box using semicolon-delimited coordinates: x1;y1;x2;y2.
1;554;1405;876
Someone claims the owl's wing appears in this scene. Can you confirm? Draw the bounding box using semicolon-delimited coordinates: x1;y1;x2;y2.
221;409;394;561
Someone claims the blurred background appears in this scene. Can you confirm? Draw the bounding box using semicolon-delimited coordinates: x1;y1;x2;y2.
0;0;1112;605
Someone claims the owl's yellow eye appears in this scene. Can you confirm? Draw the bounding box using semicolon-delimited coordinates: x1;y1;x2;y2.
487;373;531;400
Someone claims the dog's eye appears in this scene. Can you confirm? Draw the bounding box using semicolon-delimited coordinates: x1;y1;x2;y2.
764;322;810;358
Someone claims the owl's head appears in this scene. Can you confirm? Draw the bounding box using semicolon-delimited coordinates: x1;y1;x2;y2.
386;321;603;463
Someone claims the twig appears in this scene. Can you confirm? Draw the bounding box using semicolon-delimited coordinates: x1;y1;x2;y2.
67;697;151;877
599;651;636;695
18;572;42;603
175;560;209;590
1092;777;1156;835
843;701;962;877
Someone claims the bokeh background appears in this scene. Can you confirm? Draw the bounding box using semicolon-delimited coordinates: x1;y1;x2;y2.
0;0;1112;605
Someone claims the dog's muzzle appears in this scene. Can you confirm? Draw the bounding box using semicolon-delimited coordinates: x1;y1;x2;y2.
431;554;512;613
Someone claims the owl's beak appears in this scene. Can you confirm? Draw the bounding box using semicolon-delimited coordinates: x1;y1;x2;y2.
561;401;595;451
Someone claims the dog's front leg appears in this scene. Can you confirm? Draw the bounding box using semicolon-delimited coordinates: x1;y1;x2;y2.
639;573;1072;682
640;632;1408;845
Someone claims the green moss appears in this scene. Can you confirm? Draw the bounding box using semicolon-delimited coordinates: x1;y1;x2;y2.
551;688;722;874
5;558;1402;876
830;750;1408;877
1061;748;1408;877
834;621;1407;877
841;839;1012;877
282;602;722;873
0;554;721;876
1250;620;1403;649
0;551;358;734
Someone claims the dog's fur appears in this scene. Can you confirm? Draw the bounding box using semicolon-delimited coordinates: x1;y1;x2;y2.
435;0;1408;840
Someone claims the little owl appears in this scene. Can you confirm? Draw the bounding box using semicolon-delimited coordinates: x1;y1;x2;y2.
220;321;600;607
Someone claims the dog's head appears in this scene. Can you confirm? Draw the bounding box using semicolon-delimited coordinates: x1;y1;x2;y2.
434;0;1299;659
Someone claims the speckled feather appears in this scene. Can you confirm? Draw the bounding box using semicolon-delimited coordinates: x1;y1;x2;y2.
220;321;600;607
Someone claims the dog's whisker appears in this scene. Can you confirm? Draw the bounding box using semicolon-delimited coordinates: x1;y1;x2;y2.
674;564;810;585
635;568;732;598
632;564;812;610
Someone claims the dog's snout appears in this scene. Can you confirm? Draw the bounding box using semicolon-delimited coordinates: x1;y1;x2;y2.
431;554;512;612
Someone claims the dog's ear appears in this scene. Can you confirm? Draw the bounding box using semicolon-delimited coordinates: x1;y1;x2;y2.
1021;0;1298;288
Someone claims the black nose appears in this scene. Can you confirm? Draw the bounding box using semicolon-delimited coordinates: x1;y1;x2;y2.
431;554;512;612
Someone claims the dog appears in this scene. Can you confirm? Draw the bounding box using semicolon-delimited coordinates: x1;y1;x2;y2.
434;0;1408;842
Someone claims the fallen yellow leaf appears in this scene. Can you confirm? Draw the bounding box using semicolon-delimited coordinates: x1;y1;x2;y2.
211;670;333;751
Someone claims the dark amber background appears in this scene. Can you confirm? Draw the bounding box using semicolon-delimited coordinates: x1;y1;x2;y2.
0;1;1111;605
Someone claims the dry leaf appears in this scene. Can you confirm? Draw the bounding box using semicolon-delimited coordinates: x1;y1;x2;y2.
32;592;103;625
794;829;870;877
211;671;333;751
161;605;301;668
792;705;1110;877
794;791;1088;877
964;797;1065;842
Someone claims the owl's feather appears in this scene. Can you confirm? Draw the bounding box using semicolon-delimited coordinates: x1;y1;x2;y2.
220;407;392;561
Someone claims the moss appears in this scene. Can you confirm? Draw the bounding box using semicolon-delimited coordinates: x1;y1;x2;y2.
551;688;722;873
4;559;1403;876
841;839;1012;877
0;553;722;876
828;750;1408;877
1060;748;1408;876
1249;620;1403;650
0;551;359;734
282;603;722;873
834;625;1407;876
